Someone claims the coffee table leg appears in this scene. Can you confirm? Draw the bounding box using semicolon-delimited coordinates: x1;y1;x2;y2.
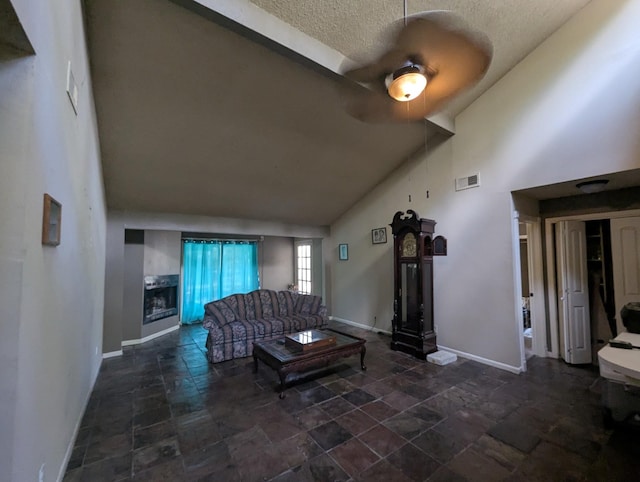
278;370;286;399
360;345;367;371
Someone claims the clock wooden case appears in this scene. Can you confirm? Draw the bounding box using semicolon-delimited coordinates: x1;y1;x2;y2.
390;210;441;358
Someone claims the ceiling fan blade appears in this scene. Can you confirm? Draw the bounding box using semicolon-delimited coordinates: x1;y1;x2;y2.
342;49;407;85
342;87;398;123
341;10;493;123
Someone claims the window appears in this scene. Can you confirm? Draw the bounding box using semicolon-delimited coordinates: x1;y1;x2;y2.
295;241;312;295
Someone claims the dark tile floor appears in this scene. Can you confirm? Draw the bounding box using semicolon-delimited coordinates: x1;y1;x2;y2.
64;321;640;481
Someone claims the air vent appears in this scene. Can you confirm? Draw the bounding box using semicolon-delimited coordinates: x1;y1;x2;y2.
455;173;480;191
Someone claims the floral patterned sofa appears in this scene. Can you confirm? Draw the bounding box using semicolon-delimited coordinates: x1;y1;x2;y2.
202;289;328;363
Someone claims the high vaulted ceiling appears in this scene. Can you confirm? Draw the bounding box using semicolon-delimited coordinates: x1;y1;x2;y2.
83;0;591;227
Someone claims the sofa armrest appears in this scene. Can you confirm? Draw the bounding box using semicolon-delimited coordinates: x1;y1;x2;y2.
295;294;325;316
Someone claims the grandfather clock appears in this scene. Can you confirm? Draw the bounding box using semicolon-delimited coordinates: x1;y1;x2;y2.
390;210;440;358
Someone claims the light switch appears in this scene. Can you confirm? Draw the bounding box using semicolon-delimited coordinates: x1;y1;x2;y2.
66;60;78;115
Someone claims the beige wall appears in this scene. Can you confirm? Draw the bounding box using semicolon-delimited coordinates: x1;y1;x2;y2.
330;0;640;371
0;0;107;479
103;213;126;352
262;235;295;290
141;230;181;338
122;236;144;342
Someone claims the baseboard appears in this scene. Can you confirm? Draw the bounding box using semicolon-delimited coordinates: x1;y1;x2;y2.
102;350;123;359
436;344;523;374
329;316;392;336
121;324;180;347
57;354;102;481
328;317;521;374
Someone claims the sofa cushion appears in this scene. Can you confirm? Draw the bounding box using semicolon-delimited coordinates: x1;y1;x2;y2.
212;317;293;344
290;313;325;332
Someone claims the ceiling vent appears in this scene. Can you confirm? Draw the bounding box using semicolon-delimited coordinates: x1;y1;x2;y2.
455;173;480;191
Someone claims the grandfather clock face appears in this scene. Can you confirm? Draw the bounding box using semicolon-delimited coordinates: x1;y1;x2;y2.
401;232;417;257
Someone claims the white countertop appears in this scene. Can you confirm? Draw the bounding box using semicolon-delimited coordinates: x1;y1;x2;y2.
598;332;640;385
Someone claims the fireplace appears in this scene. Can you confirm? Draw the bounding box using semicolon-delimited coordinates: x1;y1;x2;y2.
143;274;179;324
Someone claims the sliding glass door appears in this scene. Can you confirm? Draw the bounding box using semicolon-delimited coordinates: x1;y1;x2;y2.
181;239;259;323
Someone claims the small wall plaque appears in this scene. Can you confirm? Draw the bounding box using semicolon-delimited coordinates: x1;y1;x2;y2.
338;243;348;260
42;193;62;246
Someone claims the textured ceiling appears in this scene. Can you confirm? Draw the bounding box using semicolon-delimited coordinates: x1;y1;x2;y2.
83;0;592;227
250;0;591;117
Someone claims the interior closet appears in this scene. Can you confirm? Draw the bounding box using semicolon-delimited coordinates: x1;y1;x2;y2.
555;216;640;365
584;220;616;361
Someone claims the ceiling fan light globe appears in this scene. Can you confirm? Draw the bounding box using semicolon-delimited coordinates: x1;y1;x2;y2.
387;71;427;102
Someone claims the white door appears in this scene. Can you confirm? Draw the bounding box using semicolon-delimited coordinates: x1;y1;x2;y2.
611;217;640;335
556;221;592;364
525;221;546;357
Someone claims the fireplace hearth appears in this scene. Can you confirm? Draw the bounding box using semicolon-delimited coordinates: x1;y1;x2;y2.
143;274;178;324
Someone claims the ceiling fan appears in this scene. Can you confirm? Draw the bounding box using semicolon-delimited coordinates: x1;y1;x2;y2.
340;9;493;123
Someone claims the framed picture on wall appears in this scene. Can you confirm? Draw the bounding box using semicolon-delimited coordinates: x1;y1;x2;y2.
42;193;62;246
372;227;387;244
338;243;349;260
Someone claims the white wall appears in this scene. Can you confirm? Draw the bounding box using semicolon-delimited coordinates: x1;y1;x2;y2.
0;1;106;480
330;0;640;371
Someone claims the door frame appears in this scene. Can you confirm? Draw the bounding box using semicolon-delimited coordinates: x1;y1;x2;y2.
514;213;545;370
545;209;640;359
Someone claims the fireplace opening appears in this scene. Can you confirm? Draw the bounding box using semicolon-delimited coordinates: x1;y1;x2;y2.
144;274;179;324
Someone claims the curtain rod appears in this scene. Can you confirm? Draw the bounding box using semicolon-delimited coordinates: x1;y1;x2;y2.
182;237;262;243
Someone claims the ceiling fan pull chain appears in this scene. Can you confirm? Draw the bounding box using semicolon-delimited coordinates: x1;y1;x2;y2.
403;0;408;26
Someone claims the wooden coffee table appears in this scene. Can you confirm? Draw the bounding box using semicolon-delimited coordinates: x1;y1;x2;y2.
252;328;367;398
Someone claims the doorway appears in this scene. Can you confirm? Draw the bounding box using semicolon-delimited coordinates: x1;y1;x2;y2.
519;222;533;360
545;211;640;363
554;220;613;364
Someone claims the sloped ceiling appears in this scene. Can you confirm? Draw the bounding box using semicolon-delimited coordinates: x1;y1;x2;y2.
0;0;34;60
83;0;591;227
